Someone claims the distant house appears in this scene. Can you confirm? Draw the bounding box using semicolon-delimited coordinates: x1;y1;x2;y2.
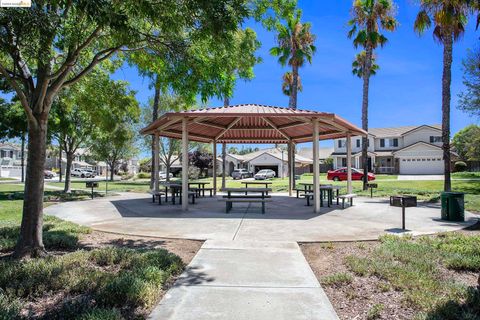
0;142;25;166
331;124;450;175
218;147;314;177
0;142;27;178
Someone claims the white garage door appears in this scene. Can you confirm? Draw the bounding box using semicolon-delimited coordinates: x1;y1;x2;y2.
399;157;444;175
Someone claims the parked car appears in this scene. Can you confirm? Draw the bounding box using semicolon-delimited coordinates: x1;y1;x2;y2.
231;169;252;180
159;171;173;179
254;169;276;180
44;170;55;179
71;168;94;178
83;169;96;178
327;168;375;181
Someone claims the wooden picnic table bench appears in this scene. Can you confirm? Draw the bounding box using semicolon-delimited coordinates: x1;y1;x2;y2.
188;182;214;197
298;183;343;207
240;181;272;195
220;187;272;214
338;194;357;209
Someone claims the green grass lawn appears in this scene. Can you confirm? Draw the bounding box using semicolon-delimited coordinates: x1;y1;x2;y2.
0;184;185;319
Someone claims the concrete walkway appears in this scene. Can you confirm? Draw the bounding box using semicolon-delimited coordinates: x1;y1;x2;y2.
149;240;338;320
45;192;478;242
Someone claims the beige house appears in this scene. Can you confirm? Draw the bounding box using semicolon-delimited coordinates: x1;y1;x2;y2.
331;124;446;174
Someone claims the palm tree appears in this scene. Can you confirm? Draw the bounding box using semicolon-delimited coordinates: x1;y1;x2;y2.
348;0;397;190
352;51;380;78
281;71;303;96
414;0;474;192
270;9;316;109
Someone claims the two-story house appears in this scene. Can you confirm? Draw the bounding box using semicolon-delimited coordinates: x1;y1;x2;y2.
331;124;446;175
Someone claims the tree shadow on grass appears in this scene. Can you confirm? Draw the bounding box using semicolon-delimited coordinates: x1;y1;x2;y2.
424;287;480;320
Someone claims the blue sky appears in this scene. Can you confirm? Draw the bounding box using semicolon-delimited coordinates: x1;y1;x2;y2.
113;0;478;153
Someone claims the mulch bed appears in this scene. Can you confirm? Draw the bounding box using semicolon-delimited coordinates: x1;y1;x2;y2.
300;226;480;320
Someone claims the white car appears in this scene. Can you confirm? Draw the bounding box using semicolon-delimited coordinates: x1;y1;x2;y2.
254;169;276;180
71;168;94;178
159;171;173;179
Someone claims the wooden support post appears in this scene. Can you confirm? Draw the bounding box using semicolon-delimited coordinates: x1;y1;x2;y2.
313;121;320;213
346;133;352;194
221;142;226;189
182;118;189;211
213;140;217;195
153;132;159;192
287;142;292;196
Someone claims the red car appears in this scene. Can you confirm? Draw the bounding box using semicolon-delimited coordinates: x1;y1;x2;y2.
327;168;375;181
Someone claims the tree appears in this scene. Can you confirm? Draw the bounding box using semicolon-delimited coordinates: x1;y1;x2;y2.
458;47;480;117
414;0;474;191
189;150;213;177
50;71;138;192
0;100;27;182
452;125;480;161
91;123;139;182
270;9;316;109
0;1;253;258
348;0;397;190
352;51;380;78
281;71;303;96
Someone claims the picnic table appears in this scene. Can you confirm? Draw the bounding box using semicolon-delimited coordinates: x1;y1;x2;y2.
159;182;195;204
240;181;272;195
188;182;214;197
220;187;272;213
298;183;343;207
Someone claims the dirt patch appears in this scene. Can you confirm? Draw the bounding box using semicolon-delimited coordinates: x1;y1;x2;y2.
79;231;203;265
300;228;480;320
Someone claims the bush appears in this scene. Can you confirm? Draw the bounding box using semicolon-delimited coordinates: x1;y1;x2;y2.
454;161;467;172
0;247;184;319
321;272;353;287
136;172;151;179
188;166;200;180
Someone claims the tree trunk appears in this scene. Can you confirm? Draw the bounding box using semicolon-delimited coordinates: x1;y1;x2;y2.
442;34;453;192
14;118;48;258
110;163;115;181
361;46;373;191
289;65;299;109
166;162;171;182
64;152;74;193
224;97;230;107
58;140;62;183
150;77;160;189
20;133;25;183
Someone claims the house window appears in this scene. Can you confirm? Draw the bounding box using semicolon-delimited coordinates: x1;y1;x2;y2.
380;139;385;148
390;138;398;147
430;136;442;143
342;158;347;167
356;139;360;148
338;140;345;148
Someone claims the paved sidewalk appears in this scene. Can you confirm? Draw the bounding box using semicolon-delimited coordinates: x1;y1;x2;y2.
149;240;339;320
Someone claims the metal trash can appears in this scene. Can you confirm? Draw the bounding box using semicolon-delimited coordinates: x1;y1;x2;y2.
441;192;465;222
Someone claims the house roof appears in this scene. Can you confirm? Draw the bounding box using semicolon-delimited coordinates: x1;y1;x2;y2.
392;141;442;154
298;147;333;160
140;104;366;144
369;124;441;138
0;142;21;150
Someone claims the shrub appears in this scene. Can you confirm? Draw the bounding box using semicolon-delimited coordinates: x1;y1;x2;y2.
0;292;21;320
188;166;200;180
136;172;151;179
78;308;123;320
454;161;467;172
321;272;353;287
367;303;384;320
